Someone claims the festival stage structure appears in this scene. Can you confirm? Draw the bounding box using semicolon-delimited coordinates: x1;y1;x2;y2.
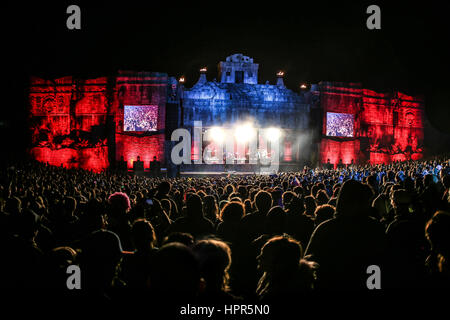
27;54;425;174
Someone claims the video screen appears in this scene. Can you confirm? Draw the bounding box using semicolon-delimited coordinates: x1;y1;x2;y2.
326;112;354;137
124;105;158;132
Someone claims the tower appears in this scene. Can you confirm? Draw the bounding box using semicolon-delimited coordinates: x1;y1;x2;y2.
218;54;259;84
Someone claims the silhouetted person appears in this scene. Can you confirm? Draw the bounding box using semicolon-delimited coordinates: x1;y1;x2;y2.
150;156;161;177
106;192;133;251
149;242;200;301
256;235;317;300
314;204;335;227
217;201;245;245
240;190;273;243
166;193;214;240
133;156;144;176
305;180;386;290
425;211;450;288
384;189;428;288
194;239;241;302
78;230;123;298
284;194;314;247
116;219;158;288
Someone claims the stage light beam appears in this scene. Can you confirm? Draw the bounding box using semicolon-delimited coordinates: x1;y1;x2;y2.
208;127;225;143
266;127;282;142
234;124;255;143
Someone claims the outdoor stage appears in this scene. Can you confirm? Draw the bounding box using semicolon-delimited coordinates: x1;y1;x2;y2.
177;163;303;177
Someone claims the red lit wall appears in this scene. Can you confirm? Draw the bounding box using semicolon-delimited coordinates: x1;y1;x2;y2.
28;71;169;172
320;139;360;166
319;82;424;165
113;71;167;169
29;76;110;172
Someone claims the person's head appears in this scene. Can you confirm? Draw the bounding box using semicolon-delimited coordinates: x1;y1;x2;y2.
425;211;450;273
336;180;373;218
203;195;218;216
149;242;200;298
193;239;232;292
304;196;316;215
254;190;273;214
314;204;335;226
163;232;195;247
224;184;235;195
237;185;248;200
390;189;412;214
63;196;77;217
79;230;123;289
293;186;304;197
131;219;156;251
258;235;303;274
157;181;172;196
108;192;131;215
282;191;296;208
185;193;204;219
244;199;253;214
220;201;245;223
367;174;377;188
315;190;329;206
265;206;286;235
45;246;78;289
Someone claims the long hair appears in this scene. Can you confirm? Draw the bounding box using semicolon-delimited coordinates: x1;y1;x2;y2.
193;239;232;292
256;235;317;298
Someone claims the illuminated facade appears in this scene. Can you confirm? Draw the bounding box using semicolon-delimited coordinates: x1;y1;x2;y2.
28;72;174;172
317;82;425;166
28;55;425;172
182;54;313;167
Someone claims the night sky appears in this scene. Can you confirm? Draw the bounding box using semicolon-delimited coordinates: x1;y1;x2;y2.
3;1;450;154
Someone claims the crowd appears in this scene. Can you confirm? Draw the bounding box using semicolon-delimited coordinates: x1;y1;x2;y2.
0;157;449;303
326;112;354;137
124;106;158;132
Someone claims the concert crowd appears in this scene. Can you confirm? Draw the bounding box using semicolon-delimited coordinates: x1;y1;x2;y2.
0;157;449;304
124;106;158;132
326;113;354;137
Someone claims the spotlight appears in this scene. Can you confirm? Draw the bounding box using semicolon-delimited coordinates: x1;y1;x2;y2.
234;124;255;143
179;76;185;83
200;67;207;73
266;127;282;141
277;71;285;77
208;127;225;143
300;83;307;89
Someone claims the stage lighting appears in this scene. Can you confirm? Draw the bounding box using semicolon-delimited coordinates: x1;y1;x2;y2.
208;127;225;143
179;76;185;83
300;83;307;89
234;124;255;143
266;127;282;141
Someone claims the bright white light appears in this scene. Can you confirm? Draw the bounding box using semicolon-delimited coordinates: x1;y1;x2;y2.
234;124;255;143
266;127;282;141
208;127;225;143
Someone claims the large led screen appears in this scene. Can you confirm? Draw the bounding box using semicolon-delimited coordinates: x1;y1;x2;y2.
124;105;158;132
326;112;354;137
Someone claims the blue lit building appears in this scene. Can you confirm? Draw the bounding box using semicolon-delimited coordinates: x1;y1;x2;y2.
180;54;315;170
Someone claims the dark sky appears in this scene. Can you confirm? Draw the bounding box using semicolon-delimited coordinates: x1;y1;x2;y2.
3;1;450;147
